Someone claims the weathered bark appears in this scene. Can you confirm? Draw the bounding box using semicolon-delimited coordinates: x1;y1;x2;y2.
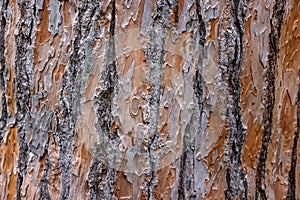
0;0;299;199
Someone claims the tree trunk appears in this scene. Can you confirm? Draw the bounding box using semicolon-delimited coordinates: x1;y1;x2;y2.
0;0;299;199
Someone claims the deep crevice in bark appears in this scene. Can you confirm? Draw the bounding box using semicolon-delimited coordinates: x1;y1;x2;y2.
219;0;248;199
287;69;300;200
38;135;51;200
57;25;78;200
255;0;286;199
178;0;206;199
0;0;8;143
14;0;36;198
88;0;120;199
142;0;172;198
57;0;103;198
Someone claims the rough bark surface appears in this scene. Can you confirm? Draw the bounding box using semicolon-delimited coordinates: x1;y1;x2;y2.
0;0;299;199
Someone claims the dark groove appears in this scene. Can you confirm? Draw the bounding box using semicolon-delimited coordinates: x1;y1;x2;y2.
0;0;9;143
14;0;35;198
195;0;206;47
221;0;248;199
142;1;172;198
255;0;286;199
178;148;195;200
178;0;205;199
287;69;300;200
88;0;119;199
57;32;78;200
57;4;84;200
57;0;101;199
39;135;51;200
174;0;179;24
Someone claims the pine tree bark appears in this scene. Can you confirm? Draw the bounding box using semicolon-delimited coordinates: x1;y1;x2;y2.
0;0;299;199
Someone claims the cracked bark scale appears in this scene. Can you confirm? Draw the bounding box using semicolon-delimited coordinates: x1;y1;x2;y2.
0;0;299;199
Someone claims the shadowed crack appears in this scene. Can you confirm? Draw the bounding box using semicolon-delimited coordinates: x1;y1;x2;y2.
88;0;120;199
224;0;248;199
14;0;36;198
287;69;300;200
0;0;8;143
178;0;206;199
255;0;286;199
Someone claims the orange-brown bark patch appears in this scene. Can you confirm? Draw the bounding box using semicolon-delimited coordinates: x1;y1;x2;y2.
244;16;252;38
0;125;18;199
207;18;219;42
242;112;262;169
154;164;176;199
36;0;51;45
122;49;147;76
7;170;18;200
279;91;297;151
63;1;71;27
115;171;133;199
204;120;229;173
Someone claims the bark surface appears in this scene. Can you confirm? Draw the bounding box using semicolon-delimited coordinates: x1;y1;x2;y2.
0;0;299;199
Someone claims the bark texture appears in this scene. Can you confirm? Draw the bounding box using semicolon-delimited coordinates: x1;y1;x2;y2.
0;0;299;199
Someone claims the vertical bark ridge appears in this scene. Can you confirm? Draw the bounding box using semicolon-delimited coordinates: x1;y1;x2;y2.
57;0;100;199
225;0;247;199
178;0;206;199
57;24;77;200
88;0;120;199
38;134;51;200
14;0;36;198
142;0;174;198
255;0;286;199
0;0;9;143
287;69;300;199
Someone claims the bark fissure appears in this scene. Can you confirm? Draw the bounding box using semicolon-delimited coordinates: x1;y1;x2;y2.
0;0;8;143
14;0;36;198
255;0;286;199
57;0;103;198
142;0;172;198
287;69;300;199
38;135;51;200
218;0;248;199
178;0;206;199
88;0;120;199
